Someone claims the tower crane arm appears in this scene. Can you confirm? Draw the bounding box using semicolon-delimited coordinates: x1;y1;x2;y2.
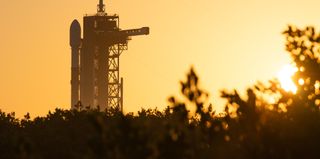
98;27;149;44
120;27;149;37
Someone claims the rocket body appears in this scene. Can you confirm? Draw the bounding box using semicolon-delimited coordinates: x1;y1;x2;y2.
70;20;81;108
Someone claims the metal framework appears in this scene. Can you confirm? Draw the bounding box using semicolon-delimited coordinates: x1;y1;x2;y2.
107;43;127;110
70;0;149;112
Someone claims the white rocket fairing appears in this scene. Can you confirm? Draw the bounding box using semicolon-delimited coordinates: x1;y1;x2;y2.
70;20;81;108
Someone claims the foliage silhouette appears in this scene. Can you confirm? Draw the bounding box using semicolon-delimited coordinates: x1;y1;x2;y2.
2;25;320;158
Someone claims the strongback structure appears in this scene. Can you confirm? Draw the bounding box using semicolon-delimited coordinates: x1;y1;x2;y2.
69;0;149;111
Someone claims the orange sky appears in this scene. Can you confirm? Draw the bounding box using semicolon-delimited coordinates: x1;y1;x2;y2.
1;0;320;118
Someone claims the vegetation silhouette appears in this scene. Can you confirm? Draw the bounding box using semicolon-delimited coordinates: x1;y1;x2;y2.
1;25;320;158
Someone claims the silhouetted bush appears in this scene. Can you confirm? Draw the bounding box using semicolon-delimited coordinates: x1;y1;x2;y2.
2;25;320;159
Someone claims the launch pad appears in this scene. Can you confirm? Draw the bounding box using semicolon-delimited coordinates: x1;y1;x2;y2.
70;0;149;111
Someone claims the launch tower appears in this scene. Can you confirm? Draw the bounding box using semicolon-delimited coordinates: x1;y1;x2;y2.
70;0;149;111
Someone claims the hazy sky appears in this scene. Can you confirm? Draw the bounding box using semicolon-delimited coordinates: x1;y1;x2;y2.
1;0;320;117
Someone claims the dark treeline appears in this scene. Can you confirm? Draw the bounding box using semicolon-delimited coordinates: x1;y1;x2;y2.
2;25;320;159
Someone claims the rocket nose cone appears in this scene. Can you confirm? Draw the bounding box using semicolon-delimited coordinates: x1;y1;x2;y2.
71;19;81;29
70;19;81;47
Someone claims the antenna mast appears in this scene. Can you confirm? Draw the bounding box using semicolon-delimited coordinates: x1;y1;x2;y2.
97;0;105;13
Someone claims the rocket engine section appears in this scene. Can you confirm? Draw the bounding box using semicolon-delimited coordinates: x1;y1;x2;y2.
70;20;81;108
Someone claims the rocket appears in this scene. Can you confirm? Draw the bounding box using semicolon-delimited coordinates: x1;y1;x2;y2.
69;20;81;108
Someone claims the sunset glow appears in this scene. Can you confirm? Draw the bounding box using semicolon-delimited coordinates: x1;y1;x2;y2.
2;0;320;117
277;64;298;93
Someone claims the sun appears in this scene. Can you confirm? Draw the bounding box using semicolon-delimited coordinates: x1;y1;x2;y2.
277;64;298;93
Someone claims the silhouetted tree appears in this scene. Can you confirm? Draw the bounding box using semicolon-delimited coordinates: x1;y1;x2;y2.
2;25;320;159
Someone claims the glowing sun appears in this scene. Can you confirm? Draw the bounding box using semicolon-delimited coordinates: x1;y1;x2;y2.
277;64;298;93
